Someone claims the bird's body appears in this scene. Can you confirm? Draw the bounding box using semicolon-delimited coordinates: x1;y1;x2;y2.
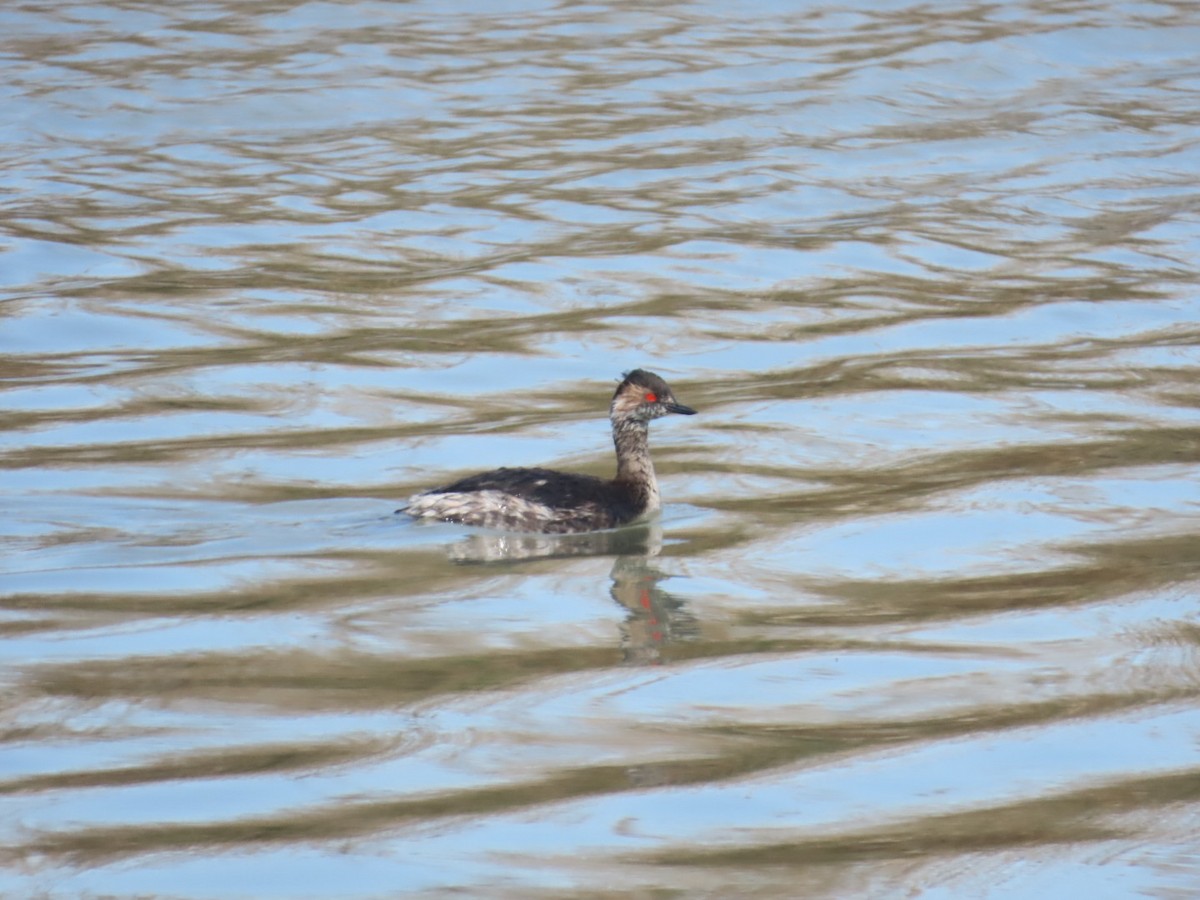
403;369;695;534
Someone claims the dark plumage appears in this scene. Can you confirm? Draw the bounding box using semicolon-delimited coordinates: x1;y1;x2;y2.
403;369;696;534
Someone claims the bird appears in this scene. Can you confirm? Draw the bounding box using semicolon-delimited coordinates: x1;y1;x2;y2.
402;369;695;534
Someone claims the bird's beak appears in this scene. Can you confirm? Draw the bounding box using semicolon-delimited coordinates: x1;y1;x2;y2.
666;402;696;415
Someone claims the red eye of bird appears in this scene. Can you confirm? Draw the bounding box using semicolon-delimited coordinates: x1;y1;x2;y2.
644;392;658;403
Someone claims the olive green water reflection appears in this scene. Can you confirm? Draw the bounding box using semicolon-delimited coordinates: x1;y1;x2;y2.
3;0;1200;896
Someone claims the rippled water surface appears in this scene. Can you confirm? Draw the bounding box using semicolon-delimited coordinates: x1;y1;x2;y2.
4;0;1200;896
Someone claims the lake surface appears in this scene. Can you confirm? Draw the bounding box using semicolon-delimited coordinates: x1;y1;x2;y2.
3;0;1200;896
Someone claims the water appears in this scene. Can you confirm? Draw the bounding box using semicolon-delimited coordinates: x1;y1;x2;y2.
3;0;1200;896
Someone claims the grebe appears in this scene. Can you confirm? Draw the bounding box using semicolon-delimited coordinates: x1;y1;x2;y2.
403;369;696;534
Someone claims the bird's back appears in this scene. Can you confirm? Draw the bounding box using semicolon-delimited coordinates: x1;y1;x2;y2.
405;466;646;533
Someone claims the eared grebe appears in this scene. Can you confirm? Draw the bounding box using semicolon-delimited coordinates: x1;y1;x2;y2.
403;369;696;534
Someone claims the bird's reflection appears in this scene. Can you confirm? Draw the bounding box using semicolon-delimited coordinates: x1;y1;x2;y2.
447;522;663;563
446;521;698;664
608;551;699;665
